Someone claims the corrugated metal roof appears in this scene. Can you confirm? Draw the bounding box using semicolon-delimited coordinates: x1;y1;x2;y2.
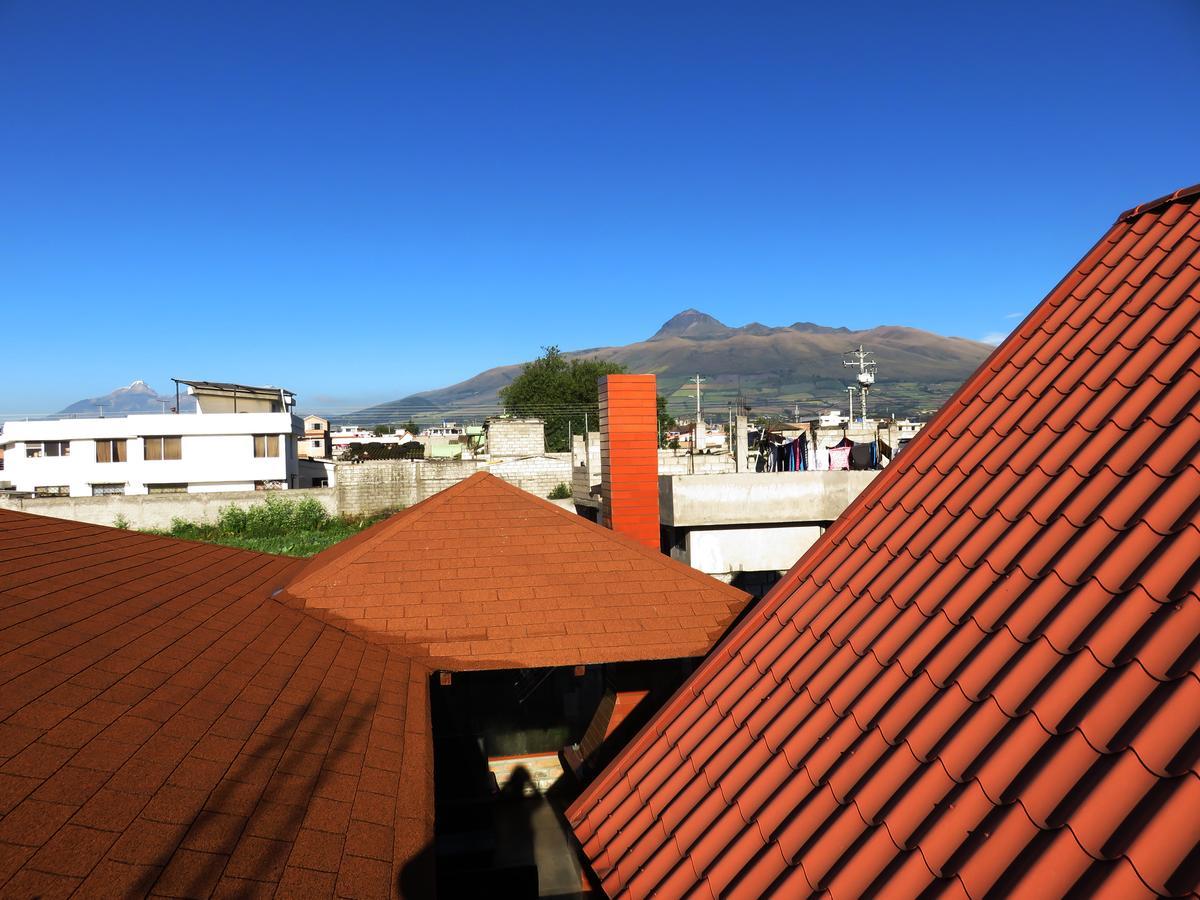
174;380;295;398
567;186;1200;899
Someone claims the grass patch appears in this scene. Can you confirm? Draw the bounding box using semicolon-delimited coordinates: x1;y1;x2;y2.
145;494;395;557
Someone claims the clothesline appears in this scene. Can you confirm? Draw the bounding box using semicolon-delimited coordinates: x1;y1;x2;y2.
755;431;886;472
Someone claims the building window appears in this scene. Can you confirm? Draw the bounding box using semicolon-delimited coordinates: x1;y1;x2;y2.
91;483;125;496
253;434;280;458
147;483;188;494
144;436;182;461
96;439;127;463
311;439;322;449
26;441;70;458
33;485;69;497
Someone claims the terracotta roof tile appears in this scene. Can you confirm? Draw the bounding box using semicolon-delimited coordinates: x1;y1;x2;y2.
567;185;1200;898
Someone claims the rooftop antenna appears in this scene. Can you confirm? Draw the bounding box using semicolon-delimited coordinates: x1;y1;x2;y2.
843;345;877;424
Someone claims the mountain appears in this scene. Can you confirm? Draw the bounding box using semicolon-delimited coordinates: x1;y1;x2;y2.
59;381;196;415
351;312;995;422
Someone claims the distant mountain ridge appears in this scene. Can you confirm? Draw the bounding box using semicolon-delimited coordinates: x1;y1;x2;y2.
59;381;196;415
651;309;851;340
353;310;994;422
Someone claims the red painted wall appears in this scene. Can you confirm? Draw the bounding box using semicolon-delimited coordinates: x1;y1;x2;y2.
598;374;660;550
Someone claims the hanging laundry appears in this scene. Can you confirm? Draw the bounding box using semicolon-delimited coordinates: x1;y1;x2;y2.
850;441;874;470
828;445;851;470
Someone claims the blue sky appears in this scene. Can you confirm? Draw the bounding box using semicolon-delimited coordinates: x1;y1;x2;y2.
2;0;1197;415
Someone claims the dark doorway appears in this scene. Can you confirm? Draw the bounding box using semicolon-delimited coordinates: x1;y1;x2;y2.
429;659;697;898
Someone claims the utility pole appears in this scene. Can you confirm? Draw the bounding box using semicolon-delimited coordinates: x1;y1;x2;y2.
846;387;855;425
843;345;877;426
692;375;705;453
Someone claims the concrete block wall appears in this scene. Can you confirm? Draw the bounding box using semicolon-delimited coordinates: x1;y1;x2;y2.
0;487;337;531
657;450;737;476
598;374;660;550
486;418;546;458
332;455;572;515
488;454;572;500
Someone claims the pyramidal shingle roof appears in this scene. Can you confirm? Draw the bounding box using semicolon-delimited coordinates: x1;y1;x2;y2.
567;184;1200;899
281;471;749;670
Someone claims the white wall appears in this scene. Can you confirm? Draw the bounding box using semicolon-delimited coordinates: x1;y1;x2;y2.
679;525;825;577
0;412;301;496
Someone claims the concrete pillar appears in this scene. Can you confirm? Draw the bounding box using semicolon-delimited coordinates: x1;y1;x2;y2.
598;375;660;550
735;415;749;473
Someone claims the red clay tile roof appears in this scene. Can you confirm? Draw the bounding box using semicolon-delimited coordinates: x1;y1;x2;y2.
281;472;749;670
567;186;1200;899
0;510;434;898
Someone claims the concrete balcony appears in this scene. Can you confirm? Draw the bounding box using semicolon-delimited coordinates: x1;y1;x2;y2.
659;470;879;527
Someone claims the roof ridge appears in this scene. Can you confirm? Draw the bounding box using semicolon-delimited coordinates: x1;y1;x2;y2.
1116;182;1200;224
283;471;492;595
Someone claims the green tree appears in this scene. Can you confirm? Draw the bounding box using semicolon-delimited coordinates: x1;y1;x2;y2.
657;395;677;448
499;346;626;451
370;423;392;436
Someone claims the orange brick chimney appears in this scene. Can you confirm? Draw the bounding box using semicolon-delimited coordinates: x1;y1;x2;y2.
598;374;660;550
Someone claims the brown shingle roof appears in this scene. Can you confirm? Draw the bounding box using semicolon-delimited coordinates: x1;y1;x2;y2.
567;186;1200;899
0;510;434;898
281;472;749;670
0;472;747;897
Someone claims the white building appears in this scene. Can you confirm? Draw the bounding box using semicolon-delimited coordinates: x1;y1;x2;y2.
0;381;302;497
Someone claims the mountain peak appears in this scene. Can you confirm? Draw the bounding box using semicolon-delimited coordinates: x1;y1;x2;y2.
650;309;733;341
59;381;196;415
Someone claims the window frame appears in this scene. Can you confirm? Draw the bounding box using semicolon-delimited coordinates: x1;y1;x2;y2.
96;439;128;463
253;434;281;458
144;435;182;461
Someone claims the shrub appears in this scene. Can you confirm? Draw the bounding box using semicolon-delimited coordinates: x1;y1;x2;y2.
217;504;250;534
244;495;294;536
292;497;330;531
113;513;130;530
547;483;572;500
